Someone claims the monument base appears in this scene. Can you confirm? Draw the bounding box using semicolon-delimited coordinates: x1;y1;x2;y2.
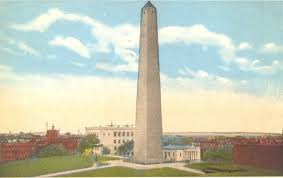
127;158;164;165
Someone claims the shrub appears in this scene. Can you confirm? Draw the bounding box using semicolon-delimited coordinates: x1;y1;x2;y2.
202;146;232;162
37;144;70;158
102;147;111;155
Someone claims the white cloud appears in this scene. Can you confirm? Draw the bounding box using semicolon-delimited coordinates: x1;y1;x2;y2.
235;57;249;65
254;60;282;74
0;65;12;71
0;65;24;81
96;62;138;72
238;42;252;50
0;47;20;56
12;8;263;74
235;57;283;74
11;8;139;71
178;67;234;89
159;25;236;62
49;36;91;59
18;42;40;56
71;61;87;68
218;65;231;72
261;43;283;53
11;8;65;32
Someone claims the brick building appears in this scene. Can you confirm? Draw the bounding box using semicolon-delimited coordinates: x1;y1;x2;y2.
233;144;283;172
0;125;79;162
0;142;36;162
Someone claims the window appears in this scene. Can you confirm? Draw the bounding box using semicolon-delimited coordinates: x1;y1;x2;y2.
131;132;133;136
114;139;116;144
180;153;182;157
123;139;125;143
127;132;129;137
118;140;120;144
168;152;170;156
122;132;125;136
118;132;121;137
114;132;117;137
108;133;110;136
114;146;117;150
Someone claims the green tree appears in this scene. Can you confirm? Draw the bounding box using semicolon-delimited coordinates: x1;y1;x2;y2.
117;140;134;155
102;147;111;155
78;134;99;153
37;144;70;158
202;146;232;162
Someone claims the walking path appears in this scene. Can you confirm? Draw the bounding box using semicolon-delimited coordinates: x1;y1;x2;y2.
39;160;205;177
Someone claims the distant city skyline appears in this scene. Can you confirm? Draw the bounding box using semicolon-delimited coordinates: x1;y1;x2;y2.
0;1;283;133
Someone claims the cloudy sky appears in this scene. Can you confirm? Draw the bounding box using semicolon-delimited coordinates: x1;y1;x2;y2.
0;1;283;134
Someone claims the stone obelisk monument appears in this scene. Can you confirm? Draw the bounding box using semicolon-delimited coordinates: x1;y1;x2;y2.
133;1;163;164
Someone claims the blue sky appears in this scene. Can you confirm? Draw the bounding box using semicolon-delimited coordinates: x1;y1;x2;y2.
1;1;283;96
0;1;283;133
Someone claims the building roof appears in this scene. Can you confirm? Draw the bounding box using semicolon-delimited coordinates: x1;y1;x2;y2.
163;144;199;150
85;124;134;131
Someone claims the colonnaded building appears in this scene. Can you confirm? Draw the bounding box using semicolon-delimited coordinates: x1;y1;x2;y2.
85;123;201;162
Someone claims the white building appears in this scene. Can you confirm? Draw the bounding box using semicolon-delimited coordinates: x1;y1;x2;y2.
92;144;103;156
163;145;201;162
85;124;134;154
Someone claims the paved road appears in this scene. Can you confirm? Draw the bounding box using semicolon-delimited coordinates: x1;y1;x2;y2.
39;160;205;177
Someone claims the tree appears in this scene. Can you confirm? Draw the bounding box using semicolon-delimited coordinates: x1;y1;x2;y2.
202;146;232;162
78;134;99;153
37;144;70;158
162;135;194;146
102;146;111;155
117;140;134;155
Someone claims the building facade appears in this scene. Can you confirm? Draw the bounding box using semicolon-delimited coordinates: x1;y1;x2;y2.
233;144;283;172
0;125;79;162
163;145;201;162
0;142;36;161
85;124;134;154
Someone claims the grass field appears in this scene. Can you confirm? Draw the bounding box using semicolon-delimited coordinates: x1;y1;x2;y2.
0;155;121;177
0;155;94;177
97;155;120;163
187;162;282;176
62;166;200;177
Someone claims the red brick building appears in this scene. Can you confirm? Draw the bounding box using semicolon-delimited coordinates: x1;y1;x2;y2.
233;144;283;172
0;126;79;162
0;142;36;161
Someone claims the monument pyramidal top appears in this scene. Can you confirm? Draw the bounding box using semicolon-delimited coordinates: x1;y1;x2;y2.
143;1;156;9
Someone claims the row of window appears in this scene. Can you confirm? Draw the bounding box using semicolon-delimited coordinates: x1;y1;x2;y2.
113;131;133;137
164;151;183;157
113;139;133;144
164;151;176;157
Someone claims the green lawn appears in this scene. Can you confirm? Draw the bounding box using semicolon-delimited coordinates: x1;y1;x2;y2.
0;155;94;177
97;155;120;163
187;162;282;176
62;166;200;177
0;155;120;177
